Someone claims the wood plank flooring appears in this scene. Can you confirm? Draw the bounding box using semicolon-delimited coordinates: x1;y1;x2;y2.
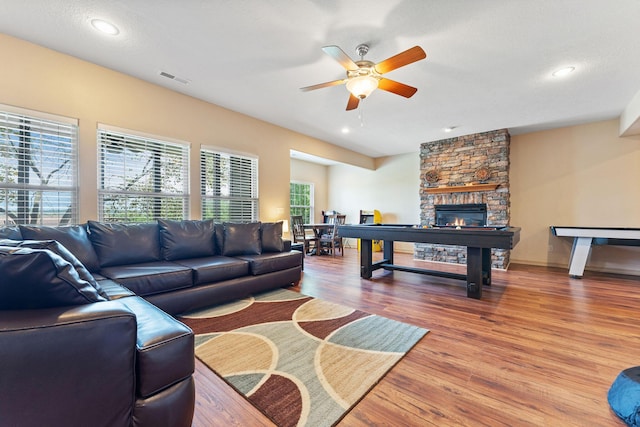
191;248;639;426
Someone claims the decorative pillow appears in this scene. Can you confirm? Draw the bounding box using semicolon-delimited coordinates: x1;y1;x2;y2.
222;222;262;256
87;221;161;267
261;222;284;253
0;226;21;239
158;219;216;260
0;246;107;309
19;224;101;272
2;239;107;299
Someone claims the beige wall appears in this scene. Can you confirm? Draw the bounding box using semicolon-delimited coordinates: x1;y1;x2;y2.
323;121;640;274
327;153;420;253
290;153;419;252
510;119;640;274
0;34;371;224
4;34;639;275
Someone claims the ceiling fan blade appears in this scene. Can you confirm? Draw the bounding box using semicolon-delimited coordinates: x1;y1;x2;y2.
322;45;359;71
375;46;426;74
346;93;360;110
300;79;347;92
378;78;418;98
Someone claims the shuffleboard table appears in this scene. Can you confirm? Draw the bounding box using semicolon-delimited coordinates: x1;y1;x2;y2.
338;223;521;299
550;226;640;278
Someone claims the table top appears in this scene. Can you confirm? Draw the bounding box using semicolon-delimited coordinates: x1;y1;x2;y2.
339;223;520;249
551;226;640;239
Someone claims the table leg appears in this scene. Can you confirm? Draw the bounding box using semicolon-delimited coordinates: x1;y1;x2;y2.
482;247;491;286
360;239;373;279
466;247;483;299
383;239;394;265
568;237;593;278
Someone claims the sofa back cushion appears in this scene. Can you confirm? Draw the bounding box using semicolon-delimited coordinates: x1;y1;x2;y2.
222;222;262;256
158;219;216;260
19;224;101;272
0;226;21;239
87;221;161;267
261;222;284;253
0;246;107;309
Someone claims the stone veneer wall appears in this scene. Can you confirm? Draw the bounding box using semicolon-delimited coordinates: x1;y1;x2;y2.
416;129;511;269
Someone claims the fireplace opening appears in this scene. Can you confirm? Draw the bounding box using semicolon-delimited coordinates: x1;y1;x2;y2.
434;204;487;227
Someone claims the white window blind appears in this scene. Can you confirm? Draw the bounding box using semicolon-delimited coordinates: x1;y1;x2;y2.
0;106;78;226
200;147;259;222
97;126;190;222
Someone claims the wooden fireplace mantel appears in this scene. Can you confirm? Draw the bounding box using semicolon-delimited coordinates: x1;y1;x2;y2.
425;183;499;194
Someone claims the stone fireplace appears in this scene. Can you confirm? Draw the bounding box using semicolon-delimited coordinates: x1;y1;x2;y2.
416;129;511;269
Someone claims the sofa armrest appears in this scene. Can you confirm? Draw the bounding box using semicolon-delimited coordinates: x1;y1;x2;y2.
283;238;291;251
0;301;138;427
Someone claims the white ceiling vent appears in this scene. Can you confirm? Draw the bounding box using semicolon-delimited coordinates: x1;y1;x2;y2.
158;71;190;85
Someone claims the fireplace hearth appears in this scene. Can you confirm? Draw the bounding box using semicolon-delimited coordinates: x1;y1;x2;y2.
434;204;487;227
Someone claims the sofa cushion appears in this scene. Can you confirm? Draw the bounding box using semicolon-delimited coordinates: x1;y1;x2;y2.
19;224;101;272
222;222;262;256
88;221;161;267
236;251;302;276
261;221;284;253
99;261;193;296
96;278;136;300
1;239;107;299
0;226;21;239
113;296;194;398
158;219;216;261
174;256;250;285
0;246;107;309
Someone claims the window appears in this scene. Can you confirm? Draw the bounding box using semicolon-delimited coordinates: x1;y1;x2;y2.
97;125;190;222
0;105;78;226
201;147;258;222
290;181;313;223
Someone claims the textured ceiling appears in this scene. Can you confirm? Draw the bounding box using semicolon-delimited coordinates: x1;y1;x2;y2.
1;0;640;157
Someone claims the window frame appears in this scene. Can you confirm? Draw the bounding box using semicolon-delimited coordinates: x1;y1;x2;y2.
290;180;314;224
97;124;190;223
0;104;79;226
200;145;259;223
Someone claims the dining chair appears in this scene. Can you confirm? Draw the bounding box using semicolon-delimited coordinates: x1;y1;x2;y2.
291;215;318;254
318;214;345;256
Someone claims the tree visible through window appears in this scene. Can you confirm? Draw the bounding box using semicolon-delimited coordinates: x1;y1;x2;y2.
201;148;258;222
97;126;189;222
0;107;78;226
290;181;313;223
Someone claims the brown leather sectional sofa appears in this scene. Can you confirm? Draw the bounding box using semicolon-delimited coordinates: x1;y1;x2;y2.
0;219;302;427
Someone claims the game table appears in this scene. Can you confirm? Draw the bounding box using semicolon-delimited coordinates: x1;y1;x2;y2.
550;226;640;278
338;223;521;299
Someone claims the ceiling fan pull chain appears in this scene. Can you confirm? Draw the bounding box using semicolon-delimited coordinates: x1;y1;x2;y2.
359;101;365;127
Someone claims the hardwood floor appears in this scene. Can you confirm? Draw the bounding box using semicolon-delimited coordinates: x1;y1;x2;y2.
192;248;639;426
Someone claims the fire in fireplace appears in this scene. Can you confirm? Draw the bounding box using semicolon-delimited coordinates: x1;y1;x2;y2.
434;204;487;227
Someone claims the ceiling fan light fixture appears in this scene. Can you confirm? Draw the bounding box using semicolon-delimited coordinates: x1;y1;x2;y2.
346;75;378;99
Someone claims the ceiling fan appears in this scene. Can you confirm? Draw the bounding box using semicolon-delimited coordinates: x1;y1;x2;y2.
301;44;427;111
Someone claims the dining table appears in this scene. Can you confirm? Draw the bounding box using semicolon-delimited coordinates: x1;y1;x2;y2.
303;223;335;255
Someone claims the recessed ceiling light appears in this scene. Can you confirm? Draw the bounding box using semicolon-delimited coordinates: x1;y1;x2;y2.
443;126;456;133
91;19;120;35
552;66;575;77
341;127;350;134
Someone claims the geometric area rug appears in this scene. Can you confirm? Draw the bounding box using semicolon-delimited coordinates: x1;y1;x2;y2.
178;288;428;427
